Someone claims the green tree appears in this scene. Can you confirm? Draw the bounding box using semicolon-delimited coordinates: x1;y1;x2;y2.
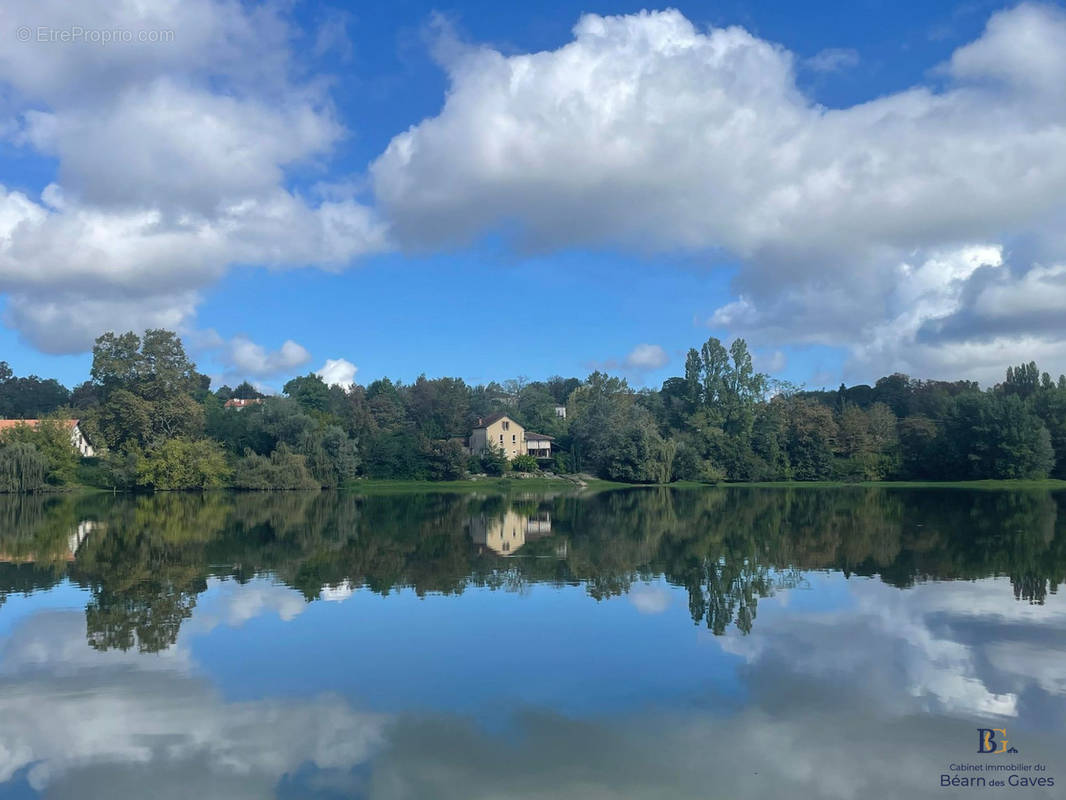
0;443;48;492
283;374;331;413
136;438;232;490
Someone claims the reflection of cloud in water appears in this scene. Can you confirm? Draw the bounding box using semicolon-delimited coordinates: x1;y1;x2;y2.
188;578;309;635
721;577;1066;719
628;584;672;614
2;576;1065;798
367;705;1062;799
0;610;387;795
320;580;355;603
0;611;190;674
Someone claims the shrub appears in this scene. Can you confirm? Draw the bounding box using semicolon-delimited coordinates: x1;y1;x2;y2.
511;454;538;472
233;445;319;490
479;443;510;476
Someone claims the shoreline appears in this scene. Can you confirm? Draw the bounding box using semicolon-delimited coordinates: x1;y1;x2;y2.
4;476;1066;497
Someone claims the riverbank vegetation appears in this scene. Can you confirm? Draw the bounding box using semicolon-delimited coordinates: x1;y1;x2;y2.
1;329;1066;491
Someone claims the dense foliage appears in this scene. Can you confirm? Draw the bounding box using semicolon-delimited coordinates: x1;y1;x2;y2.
2;329;1066;490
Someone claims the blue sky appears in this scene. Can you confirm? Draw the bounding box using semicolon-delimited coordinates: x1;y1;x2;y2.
1;0;1064;392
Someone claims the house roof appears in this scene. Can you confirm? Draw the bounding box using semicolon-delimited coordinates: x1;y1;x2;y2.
0;419;79;431
525;432;554;441
224;398;263;408
473;413;517;429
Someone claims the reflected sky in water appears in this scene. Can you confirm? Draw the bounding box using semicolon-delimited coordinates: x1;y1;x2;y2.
1;487;1065;798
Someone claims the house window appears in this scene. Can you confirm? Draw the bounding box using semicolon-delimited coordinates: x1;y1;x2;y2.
512;434;516;443
499;434;504;443
502;421;510;431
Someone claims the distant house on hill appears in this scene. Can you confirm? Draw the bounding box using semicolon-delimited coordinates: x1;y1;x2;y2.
224;398;263;410
0;419;95;457
469;414;554;461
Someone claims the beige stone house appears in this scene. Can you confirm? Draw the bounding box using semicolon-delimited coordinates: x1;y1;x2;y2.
468;414;554;461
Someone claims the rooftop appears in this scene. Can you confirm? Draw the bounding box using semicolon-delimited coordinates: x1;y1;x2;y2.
473;413;515;429
0;419;79;431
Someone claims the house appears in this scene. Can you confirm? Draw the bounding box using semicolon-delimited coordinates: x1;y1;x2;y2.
224;398;263;410
470;413;526;460
469;414;555;461
0;419;95;457
554;405;567;419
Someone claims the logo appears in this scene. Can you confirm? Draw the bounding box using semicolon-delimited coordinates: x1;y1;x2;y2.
977;728;1019;754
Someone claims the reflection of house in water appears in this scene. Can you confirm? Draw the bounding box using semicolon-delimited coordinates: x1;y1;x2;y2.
468;510;558;556
0;520;99;564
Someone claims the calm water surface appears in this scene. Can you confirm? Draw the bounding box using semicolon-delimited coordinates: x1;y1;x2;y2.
1;487;1064;798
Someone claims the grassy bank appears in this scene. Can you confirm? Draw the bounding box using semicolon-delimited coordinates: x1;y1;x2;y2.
677;478;1066;491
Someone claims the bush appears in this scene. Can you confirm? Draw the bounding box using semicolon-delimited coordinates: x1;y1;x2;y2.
233;445;319;490
511;454;538;472
479;443;510;476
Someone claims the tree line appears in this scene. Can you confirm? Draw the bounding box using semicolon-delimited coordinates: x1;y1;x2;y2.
1;328;1065;490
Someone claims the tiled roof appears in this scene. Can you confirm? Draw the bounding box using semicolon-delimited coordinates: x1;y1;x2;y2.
524;432;554;441
0;419;79;431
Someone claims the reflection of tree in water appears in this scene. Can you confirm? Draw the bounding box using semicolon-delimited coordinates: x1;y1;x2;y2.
1;485;1065;647
85;580;205;652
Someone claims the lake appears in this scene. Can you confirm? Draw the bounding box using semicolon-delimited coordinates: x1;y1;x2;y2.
1;486;1064;798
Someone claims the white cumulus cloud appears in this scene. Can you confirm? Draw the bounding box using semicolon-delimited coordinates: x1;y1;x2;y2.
0;0;387;353
317;357;358;389
224;335;311;378
371;3;1066;381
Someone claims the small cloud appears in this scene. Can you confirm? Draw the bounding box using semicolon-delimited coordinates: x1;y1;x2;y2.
317;357;358;389
629;584;672;615
804;47;860;72
225;335;311;377
624;343;669;371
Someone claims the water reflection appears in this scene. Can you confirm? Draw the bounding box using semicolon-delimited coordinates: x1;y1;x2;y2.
468;509;555;555
1;487;1065;651
1;487;1065;798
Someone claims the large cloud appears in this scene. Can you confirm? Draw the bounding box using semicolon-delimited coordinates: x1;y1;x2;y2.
372;3;1066;382
0;0;386;352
